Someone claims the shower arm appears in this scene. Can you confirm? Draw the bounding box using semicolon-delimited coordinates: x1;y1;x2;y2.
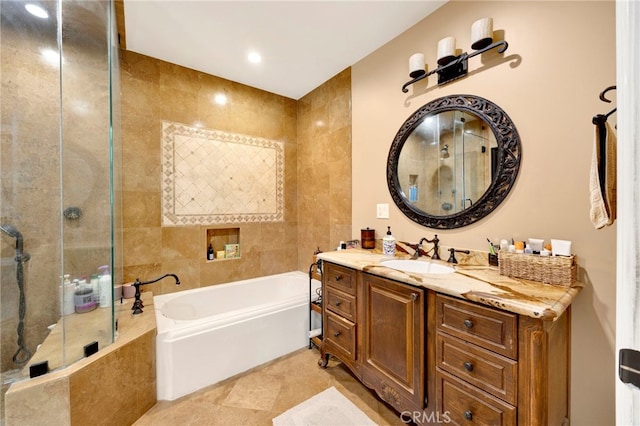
132;274;181;315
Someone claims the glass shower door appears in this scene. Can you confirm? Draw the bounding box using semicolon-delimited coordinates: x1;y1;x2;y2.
0;0;120;411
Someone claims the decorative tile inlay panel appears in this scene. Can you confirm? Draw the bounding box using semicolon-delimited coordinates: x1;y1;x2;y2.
162;121;284;226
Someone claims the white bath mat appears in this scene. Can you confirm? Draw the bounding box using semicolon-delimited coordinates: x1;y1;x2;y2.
272;386;377;426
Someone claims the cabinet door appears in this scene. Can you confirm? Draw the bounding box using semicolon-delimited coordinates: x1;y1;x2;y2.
362;273;425;411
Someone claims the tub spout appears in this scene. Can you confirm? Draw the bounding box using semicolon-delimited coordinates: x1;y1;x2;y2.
132;273;180;315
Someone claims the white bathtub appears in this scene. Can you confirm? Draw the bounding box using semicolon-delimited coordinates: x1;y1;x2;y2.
154;271;321;401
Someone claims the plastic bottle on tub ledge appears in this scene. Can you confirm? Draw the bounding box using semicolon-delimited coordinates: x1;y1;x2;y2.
97;265;112;308
383;226;396;256
59;274;75;315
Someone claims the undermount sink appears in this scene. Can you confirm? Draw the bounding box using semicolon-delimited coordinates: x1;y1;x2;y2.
380;259;455;274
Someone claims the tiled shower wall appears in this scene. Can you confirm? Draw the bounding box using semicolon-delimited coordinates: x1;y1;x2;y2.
121;50;352;294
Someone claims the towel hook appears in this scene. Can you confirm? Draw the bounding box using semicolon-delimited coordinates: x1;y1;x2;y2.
599;85;616;103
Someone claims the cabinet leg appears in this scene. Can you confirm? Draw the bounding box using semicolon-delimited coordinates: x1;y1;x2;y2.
318;353;330;368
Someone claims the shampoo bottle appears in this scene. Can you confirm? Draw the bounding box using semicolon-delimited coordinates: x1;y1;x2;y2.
97;265;112;308
382;226;396;256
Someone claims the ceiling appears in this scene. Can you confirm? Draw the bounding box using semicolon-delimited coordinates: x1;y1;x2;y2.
123;1;447;100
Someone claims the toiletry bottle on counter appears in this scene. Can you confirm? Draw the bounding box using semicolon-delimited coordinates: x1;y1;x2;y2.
207;244;214;260
383;226;396;256
97;265;112;308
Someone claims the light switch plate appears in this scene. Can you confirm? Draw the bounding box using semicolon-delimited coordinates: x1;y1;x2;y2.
376;203;389;219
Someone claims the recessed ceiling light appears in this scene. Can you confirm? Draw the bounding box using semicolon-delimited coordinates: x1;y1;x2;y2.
25;4;48;19
247;51;262;64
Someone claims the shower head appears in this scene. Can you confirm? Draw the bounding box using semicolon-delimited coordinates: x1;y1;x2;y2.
0;224;22;239
1;224;24;254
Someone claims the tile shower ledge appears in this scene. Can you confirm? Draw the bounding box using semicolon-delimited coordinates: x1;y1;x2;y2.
5;292;157;425
317;249;582;321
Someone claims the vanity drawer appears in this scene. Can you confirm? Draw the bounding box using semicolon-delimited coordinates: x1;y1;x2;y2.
436;332;517;405
436;293;517;359
325;286;356;322
324;262;357;295
436;369;516;426
325;311;356;361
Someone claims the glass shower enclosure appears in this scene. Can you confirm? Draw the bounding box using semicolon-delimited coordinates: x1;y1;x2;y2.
0;0;121;415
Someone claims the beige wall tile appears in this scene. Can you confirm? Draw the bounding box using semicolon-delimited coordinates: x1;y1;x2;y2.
121;51;305;294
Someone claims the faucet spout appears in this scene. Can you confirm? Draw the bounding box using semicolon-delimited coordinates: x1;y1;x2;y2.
412;235;440;260
132;273;181;315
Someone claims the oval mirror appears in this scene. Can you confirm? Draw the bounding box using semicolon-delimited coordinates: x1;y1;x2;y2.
387;94;521;229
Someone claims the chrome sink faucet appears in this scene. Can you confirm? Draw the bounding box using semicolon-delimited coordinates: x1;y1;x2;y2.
412;235;440;260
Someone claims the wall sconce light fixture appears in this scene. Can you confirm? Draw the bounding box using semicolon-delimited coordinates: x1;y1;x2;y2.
402;18;508;92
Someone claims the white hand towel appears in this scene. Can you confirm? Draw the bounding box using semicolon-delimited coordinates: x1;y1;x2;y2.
590;120;617;229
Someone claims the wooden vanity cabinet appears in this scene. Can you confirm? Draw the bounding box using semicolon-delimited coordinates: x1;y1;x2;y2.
433;293;571;426
361;272;425;413
319;262;571;426
320;262;359;372
319;264;425;413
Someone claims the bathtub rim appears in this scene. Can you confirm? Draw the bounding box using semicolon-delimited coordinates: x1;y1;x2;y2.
153;271;320;339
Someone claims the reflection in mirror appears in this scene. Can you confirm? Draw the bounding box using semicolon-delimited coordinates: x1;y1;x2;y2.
387;94;521;229
398;110;497;215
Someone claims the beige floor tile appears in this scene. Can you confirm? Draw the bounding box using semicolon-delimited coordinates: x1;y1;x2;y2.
222;372;282;411
134;347;405;426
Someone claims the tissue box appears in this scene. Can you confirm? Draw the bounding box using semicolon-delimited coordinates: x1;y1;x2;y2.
498;251;577;286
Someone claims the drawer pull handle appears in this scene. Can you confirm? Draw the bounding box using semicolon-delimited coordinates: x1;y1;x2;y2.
333;331;341;337
411;292;419;301
464;410;473;420
463;319;474;329
334;300;341;306
463;362;474;372
334;275;342;281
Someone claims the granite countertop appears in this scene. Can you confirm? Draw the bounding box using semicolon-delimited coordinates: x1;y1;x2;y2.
316;249;582;321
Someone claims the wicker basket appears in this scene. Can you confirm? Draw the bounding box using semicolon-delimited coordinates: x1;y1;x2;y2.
498;251;577;286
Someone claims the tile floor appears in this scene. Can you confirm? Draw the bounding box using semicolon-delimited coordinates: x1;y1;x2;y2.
134;347;407;426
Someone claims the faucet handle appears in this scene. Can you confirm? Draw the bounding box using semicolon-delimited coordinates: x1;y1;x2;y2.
447;248;470;264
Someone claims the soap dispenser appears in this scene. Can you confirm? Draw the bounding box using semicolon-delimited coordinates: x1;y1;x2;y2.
383;226;396;256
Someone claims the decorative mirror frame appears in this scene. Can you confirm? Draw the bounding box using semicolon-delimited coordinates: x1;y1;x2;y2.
387;94;521;229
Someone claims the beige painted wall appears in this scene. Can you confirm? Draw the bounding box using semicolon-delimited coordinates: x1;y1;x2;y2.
352;1;615;424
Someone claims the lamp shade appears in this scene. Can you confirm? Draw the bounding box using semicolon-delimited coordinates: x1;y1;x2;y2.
437;37;456;65
471;18;493;50
409;53;426;78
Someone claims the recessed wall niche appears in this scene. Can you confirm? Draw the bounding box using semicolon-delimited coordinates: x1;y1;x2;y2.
161;121;285;226
206;228;240;261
